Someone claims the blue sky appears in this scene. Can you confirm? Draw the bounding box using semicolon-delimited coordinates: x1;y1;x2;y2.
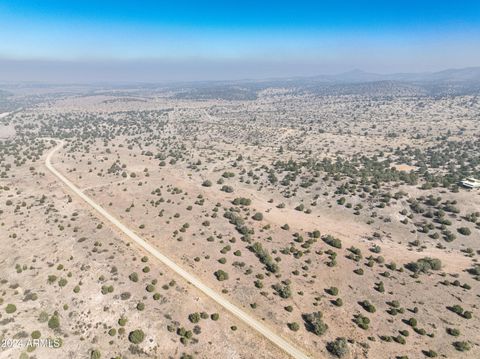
0;1;479;81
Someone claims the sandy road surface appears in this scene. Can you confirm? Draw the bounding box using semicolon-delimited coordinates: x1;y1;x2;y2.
45;140;311;359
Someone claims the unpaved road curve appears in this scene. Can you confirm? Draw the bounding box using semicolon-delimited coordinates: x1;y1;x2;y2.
45;140;311;359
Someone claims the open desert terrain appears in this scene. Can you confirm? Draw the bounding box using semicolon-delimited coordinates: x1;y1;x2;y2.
0;78;479;359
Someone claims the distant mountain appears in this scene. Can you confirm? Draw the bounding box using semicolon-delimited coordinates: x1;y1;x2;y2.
324;67;480;83
420;67;480;82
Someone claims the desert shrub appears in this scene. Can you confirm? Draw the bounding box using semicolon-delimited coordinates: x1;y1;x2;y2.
38;312;49;323
90;350;101;359
457;227;471;236
202;180;212;187
463;311;472;319
332;298;343;307
452;341;471;352
189;312;201;323
252;212;263;221
288;322;300;331
120;292;131;300
423;349;437;357
48;315;60;329
406;317;417;327
273;283;292;299
446;328;460;336
211;313;220;321
405;257;441;273
375;281;385;293
448;304;464;315
220;185;234;193
128;330;145;344
353;314;370;330
326;287;339;296
214;270;229;281
326;337;348;357
101;285;114;294
303;311;328;336
295;204;305;211
359;300;376;313
353;268;364;275
232;197;251;206
322;235;342;249
5;304;16;314
249;242;279;273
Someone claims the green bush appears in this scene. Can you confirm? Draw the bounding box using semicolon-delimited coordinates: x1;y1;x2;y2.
332;298;343;307
5;304;16;314
252;212;263;221
453;341;471;352
249;242;279;273
463;311;472;319
232;197;251;206
326;337;349;357
48;315;60;329
353;314;370;330
360;300;376;313
446;327;460;336
407;317;417;327
273;283;292;299
423;349;437;357
128;330;145;344
188;312;201;323
326;287;339;296
303;311;328;336
322;235;342;249
214;270;229;281
457;227;471;236
405;257;442;273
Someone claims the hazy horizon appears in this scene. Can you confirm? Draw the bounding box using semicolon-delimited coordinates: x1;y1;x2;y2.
1;1;480;82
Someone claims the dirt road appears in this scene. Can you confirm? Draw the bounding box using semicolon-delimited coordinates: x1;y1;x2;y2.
45;140;311;359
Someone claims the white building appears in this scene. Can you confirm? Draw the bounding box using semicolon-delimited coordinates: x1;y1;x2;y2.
460;177;480;189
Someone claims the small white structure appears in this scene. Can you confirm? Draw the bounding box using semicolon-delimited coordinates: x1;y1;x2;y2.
460;177;480;189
